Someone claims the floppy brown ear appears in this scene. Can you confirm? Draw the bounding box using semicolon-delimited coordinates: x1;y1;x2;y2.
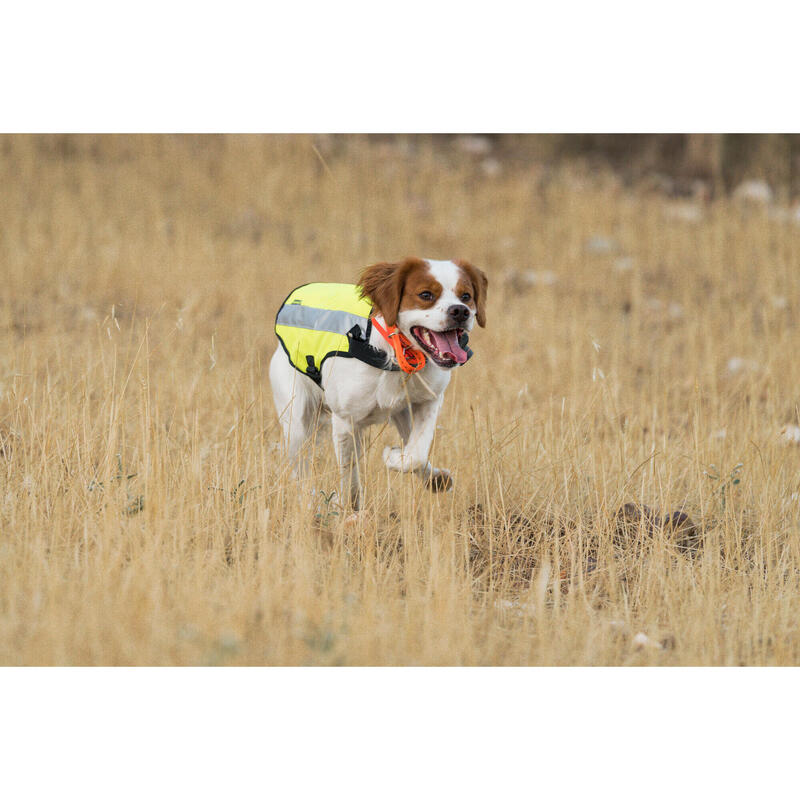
456;260;489;327
359;259;416;327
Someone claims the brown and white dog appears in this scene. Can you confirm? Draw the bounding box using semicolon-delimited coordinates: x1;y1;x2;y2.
269;257;488;510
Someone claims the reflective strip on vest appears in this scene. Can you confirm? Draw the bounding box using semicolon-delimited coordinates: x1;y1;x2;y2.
276;303;367;338
275;283;376;383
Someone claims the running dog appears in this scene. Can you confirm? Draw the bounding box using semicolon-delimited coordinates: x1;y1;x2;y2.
270;257;487;509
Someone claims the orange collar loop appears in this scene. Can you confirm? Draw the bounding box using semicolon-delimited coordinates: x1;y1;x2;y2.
370;316;426;374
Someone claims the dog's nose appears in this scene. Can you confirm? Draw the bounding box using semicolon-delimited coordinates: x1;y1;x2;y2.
447;304;470;324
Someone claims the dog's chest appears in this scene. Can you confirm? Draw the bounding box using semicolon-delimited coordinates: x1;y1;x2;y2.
374;370;445;410
321;358;449;421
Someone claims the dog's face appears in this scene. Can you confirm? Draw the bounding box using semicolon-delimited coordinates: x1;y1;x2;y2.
360;257;488;368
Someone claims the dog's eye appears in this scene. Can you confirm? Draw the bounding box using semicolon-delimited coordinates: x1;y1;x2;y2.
419;291;434;301
460;292;471;302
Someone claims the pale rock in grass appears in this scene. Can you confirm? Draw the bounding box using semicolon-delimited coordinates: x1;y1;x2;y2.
780;425;800;445
664;201;704;223
456;135;493;156
668;302;685;320
733;179;774;205
613;256;635;273
217;631;239;652
712;429;728;441
632;632;663;651
524;270;558;286
726;357;759;375
506;269;558;292
494;599;535;616
177;624;200;641
481;157;502;177
610;621;668;651
645;297;664;313
771;295;789;310
585;235;619;255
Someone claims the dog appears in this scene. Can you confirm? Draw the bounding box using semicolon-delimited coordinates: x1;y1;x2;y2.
269;257;487;510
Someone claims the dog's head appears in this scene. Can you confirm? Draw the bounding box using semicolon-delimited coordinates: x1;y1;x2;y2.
359;257;488;368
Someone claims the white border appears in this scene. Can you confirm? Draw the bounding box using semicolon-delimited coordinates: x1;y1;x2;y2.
3;1;800;131
2;668;797;797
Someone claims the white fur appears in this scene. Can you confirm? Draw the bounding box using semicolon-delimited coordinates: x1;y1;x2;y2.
270;259;473;509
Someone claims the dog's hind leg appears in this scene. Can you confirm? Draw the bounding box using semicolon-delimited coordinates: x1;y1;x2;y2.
269;347;323;478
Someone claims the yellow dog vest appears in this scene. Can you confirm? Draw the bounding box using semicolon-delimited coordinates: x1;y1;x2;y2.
275;282;472;387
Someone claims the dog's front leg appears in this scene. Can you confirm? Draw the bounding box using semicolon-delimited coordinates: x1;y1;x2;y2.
383;397;452;492
331;413;364;510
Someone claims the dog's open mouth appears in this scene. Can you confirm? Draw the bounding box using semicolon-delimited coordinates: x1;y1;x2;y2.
410;326;468;368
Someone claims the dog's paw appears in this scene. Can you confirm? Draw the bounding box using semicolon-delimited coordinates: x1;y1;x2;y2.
425;468;453;493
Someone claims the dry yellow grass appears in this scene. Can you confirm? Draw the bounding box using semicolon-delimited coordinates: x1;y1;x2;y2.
1;134;799;665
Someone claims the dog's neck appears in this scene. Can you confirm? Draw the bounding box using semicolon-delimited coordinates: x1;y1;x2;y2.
368;314;395;359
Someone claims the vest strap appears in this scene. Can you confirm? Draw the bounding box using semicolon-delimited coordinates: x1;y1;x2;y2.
345;325;399;372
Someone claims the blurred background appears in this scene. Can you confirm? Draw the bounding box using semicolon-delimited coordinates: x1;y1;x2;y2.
19;132;800;196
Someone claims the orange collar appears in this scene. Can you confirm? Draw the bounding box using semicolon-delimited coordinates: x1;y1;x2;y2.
370;316;426;373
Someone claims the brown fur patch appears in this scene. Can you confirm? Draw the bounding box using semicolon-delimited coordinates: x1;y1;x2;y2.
453;259;488;327
399;267;441;313
359;257;430;326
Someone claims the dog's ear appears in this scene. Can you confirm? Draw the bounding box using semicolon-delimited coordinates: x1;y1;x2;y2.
359;259;415;327
456;260;488;327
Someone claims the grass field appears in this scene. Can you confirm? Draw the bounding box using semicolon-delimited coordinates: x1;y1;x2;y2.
1;134;799;665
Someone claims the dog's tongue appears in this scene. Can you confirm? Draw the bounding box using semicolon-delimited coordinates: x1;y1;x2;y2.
430;330;468;364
